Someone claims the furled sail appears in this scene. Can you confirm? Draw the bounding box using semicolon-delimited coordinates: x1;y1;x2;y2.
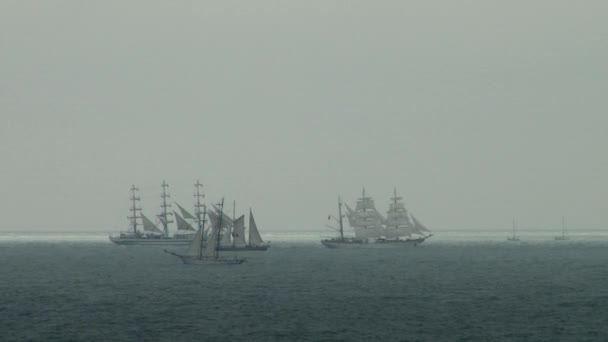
175;202;196;220
232;215;247;246
174;211;196;231
185;227;204;258
248;210;265;246
141;214;163;234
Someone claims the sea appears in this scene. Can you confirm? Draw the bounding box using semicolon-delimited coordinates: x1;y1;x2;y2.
2;230;608;341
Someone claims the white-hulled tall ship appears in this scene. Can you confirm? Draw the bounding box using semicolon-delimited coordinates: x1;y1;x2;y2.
110;181;269;250
322;188;432;248
109;181;197;245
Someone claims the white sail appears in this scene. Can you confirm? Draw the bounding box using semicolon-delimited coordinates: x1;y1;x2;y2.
174;211;196;231
221;226;232;245
385;212;411;228
175;202;196;220
248;210;265;246
207;208;231;245
355;188;377;211
343;189;431;240
141;214;163;234
383;226;413;239
348;211;384;228
353;226;385;239
345;190;385;231
232;215;247;246
211;204;234;227
185;227;204;258
385;189;412;228
411;215;431;234
206;210;229;229
203;226;219;258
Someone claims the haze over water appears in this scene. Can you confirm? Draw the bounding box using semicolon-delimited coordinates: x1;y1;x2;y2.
2;1;608;232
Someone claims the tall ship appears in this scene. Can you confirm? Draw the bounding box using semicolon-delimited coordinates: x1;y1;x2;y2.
322;188;432;248
110;181;269;250
344;188;386;239
109;181;199;245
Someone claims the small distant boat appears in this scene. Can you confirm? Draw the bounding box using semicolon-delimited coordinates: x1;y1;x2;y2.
165;198;245;265
507;219;520;241
554;217;569;241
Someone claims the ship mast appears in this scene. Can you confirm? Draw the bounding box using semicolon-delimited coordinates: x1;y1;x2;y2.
194;180;205;232
215;198;225;259
159;180;173;237
194;180;207;258
327;197;345;241
393;187;401;207
128;185;142;234
338;197;344;241
232;200;236;247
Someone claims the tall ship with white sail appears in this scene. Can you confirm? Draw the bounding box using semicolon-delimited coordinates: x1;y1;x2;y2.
110;181;269;250
323;188;432;248
109;181;194;245
344;188;386;239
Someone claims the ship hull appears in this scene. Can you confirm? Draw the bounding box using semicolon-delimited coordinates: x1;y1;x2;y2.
321;237;428;249
219;245;270;251
163;250;245;265
109;236;270;250
180;256;245;265
354;227;425;240
109;236;192;245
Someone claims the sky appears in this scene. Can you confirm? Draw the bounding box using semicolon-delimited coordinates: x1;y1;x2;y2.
1;1;607;232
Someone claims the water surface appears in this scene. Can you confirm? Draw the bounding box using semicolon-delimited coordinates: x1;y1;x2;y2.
1;231;607;341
